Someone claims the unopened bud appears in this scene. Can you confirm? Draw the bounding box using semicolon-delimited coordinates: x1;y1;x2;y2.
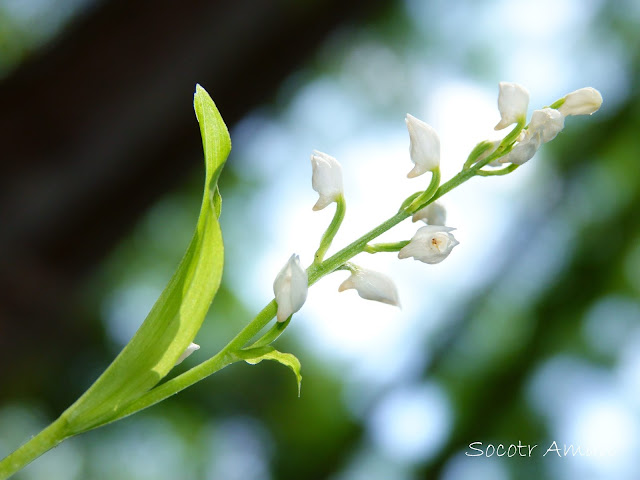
495;82;530;130
311;150;344;211
273;254;308;322
405;114;440;178
557;87;603;116
412;201;446;225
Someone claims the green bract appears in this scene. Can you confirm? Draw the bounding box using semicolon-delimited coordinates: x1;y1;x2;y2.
62;85;230;433
236;346;303;397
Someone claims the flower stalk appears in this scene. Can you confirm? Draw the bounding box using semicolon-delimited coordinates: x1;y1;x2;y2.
364;241;410;253
405;167;441;214
313;195;346;264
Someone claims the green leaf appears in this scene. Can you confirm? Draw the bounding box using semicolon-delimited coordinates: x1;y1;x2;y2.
62;85;231;433
212;185;222;219
236;346;302;396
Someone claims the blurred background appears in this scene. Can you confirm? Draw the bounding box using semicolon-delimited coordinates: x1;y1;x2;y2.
1;0;639;479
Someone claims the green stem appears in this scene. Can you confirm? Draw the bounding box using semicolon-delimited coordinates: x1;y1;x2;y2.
0;417;71;480
405;168;441;213
476;164;519;176
313;196;346;264
249;317;290;349
548;98;565;110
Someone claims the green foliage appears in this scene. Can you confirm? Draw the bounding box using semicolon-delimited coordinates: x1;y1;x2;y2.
61;85;230;434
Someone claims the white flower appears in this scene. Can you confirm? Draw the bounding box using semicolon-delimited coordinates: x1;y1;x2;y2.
412;201;446;225
338;267;400;307
500;132;542;166
311;150;344;211
273;254;308;322
498;109;563;166
495;82;530;130
405;114;440;178
175;342;200;366
398;225;459;264
557;87;603;116
528;108;565;143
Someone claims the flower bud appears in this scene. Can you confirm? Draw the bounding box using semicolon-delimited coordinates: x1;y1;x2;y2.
338;267;400;307
499;132;542;166
495;82;530;130
398;225;459;264
528;108;565;143
405;114;440;178
412;201;446;225
557;87;603;116
175;342;200;366
311;150;344;211
273;254;308;322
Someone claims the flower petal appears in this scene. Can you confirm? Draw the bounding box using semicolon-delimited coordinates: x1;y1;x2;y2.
495;82;530;130
338;267;401;307
412;201;447;225
406;113;440;177
311;150;343;210
175;343;200;366
528;108;565;143
398;225;459;264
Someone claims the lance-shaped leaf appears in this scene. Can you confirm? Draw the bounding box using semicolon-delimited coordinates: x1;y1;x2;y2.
236;346;302;396
62;85;230;433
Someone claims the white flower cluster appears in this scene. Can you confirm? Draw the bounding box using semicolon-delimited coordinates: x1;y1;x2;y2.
493;83;602;166
272;110;460;320
271;82;602;323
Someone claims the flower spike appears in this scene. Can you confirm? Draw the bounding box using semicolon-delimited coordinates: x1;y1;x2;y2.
405;114;440;178
398;225;459;264
273;254;308;322
311;150;344;211
338;267;401;307
495;82;530;130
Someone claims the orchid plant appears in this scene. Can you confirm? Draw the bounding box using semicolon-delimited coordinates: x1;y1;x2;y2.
0;83;602;479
